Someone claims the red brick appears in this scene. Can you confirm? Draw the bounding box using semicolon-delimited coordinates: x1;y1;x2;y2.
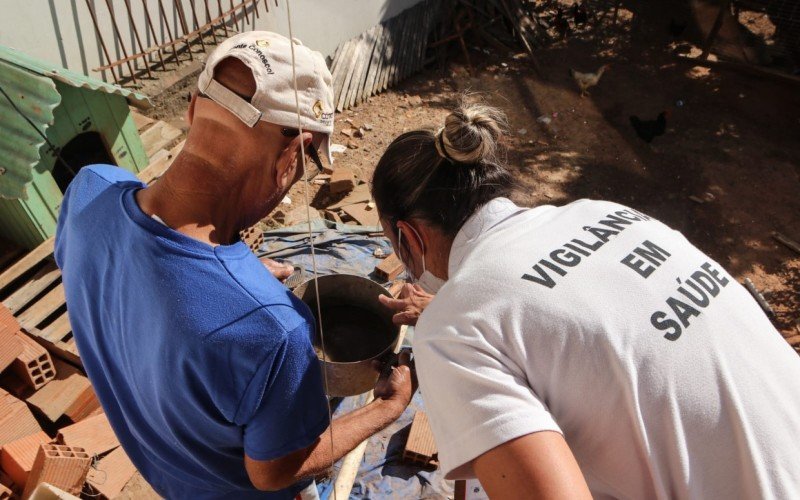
10;334;56;391
26;359;91;424
329;167;356;194
0;389;41;446
86;446;136;499
403;411;437;466
57;413;119;457
0;324;21;373
0;431;51;488
21;444;91;499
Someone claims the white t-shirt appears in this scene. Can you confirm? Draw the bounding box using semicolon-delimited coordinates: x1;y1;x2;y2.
415;197;800;499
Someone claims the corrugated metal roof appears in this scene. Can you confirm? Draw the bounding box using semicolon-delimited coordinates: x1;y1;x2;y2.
0;45;151;109
0;44;152;200
0;59;59;200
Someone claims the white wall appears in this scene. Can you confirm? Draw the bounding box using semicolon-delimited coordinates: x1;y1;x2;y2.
0;0;422;82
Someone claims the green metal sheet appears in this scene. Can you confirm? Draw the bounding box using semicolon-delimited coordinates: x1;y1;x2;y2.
0;59;59;200
0;44;151;109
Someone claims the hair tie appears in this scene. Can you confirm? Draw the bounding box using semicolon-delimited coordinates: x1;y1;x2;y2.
434;127;456;163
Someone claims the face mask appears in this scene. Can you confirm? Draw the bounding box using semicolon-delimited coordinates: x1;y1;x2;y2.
397;225;446;294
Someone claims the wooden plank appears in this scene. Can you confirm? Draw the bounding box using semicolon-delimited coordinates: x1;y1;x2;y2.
2;263;61;314
399;7;422;83
331;39;356;106
40;312;72;343
0;238;55;293
336;34;364;111
379;16;399;92
327;183;371;209
349;25;380;108
391;8;414;86
361;22;387;102
17;284;65;331
131;109;155;132
137;139;185;185
375;252;404;281
24;329;82;367
139;121;182;159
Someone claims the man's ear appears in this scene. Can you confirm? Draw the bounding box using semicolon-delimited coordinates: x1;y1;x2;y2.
185;91;199;127
274;135;301;191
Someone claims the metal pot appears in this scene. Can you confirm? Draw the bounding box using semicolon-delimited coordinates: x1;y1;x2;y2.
293;274;400;397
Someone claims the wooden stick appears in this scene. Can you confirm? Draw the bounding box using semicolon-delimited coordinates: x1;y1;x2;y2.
773;232;800;255
332;325;409;498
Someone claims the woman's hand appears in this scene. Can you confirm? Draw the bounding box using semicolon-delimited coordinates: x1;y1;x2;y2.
378;284;434;326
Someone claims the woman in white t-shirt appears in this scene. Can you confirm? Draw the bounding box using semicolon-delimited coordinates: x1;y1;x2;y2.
371;103;800;499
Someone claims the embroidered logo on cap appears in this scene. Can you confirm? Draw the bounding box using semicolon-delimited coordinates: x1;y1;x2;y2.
256;39;269;48
312;100;323;119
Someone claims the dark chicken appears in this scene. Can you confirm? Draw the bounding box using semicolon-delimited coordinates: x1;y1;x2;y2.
630;111;669;143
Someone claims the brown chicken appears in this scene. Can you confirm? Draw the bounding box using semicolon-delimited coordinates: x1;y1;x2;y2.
569;64;610;97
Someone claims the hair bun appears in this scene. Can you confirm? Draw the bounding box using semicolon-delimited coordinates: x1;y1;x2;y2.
438;103;507;164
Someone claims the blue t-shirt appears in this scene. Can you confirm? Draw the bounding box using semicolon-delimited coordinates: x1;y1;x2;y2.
54;165;329;499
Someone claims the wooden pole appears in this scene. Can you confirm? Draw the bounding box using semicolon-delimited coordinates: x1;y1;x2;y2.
701;0;731;61
332;325;409;498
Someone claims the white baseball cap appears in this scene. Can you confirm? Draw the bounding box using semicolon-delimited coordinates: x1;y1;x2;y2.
197;31;335;164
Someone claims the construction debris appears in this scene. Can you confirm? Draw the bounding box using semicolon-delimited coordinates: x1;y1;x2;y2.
0;431;51;489
57;413;120;457
0;390;41;447
86;446;137;499
772;232;800;255
330;167;357;195
341;202;381;227
743;278;775;318
375;253;404;281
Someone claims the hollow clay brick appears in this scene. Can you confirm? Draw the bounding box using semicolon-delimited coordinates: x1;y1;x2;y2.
403;411;438;467
0;389;41;446
0;324;21;373
26;359;92;424
10;334;56;391
0;304;19;336
57;413;119;457
86;446;136;499
0;431;51;488
21;444;91;499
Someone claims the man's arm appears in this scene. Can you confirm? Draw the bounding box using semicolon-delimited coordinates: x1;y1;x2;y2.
244;351;415;491
472;431;592;500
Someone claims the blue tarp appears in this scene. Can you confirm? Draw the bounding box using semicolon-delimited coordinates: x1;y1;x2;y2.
258;225;451;499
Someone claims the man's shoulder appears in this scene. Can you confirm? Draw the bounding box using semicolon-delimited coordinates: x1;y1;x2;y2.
62;165;141;210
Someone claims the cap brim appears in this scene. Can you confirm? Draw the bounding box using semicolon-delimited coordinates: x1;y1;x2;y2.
318;134;333;166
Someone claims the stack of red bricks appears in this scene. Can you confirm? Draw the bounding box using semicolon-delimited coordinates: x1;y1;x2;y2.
0;305;136;499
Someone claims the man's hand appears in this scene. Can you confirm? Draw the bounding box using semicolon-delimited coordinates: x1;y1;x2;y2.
259;257;294;282
373;350;416;416
378;284;434;326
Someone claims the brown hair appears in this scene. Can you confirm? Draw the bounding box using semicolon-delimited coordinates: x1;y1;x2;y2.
371;103;514;236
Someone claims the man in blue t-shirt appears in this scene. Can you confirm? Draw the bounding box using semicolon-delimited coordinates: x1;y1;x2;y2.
54;32;414;499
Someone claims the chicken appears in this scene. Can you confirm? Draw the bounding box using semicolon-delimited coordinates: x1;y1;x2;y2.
569;64;609;97
629;111;669;143
573;2;589;26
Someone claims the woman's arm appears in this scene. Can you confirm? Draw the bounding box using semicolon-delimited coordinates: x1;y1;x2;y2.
473;431;591;500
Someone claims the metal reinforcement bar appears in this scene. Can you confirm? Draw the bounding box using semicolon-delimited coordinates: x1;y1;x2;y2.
86;0;263;81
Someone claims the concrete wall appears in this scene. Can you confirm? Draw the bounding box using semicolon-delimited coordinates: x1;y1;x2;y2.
0;0;422;82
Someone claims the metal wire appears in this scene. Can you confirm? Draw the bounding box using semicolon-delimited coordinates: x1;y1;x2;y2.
285;1;338;495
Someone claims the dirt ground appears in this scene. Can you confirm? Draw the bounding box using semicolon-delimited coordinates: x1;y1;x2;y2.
144;3;799;344
281;14;797;346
